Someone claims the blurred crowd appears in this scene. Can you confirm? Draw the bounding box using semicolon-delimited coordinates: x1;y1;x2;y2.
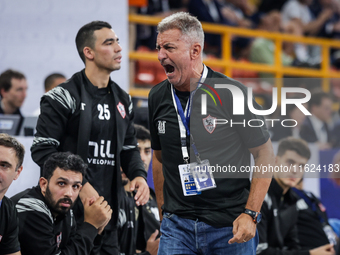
133;0;340;69
130;0;340;149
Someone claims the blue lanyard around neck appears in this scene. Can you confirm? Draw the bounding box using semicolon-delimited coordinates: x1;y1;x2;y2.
171;65;207;163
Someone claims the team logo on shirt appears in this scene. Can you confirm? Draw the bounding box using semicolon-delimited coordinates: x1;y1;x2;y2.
203;115;216;134
56;232;62;248
157;121;166;134
117;102;126;119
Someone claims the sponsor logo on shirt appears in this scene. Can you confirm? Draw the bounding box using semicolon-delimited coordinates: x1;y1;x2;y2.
117;102;126;119
202;115;216;134
157;121;166;134
88;140;115;166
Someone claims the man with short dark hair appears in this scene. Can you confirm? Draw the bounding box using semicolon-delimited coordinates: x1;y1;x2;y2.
31;20;149;255
44;73;66;93
300;91;333;149
118;124;160;255
135;124;153;173
0;69;28;135
0;133;25;255
257;137;335;255
33;73;67;116
12;152;112;255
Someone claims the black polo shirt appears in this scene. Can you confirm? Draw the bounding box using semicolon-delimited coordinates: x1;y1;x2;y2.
149;66;270;227
0;196;20;255
292;189;331;250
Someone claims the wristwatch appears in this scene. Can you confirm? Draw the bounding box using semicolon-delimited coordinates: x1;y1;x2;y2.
244;209;262;224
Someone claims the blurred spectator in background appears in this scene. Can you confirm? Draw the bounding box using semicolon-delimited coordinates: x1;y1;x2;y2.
331;104;340;148
309;0;340;38
310;0;340;69
0;69;28;135
33;73;67;116
250;11;294;78
330;150;340;186
282;0;332;36
221;0;254;28
44;73;66;93
257;0;288;13
300;91;333;149
135;0;188;50
281;0;333;67
270;100;307;141
189;0;255;57
136;0;171;50
332;113;340;148
188;0;234;56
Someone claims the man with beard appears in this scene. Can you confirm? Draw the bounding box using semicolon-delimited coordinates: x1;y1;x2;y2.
11;152;112;255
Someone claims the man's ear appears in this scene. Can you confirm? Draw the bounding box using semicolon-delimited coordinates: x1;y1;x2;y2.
39;177;48;196
83;46;94;61
13;165;23;181
190;43;202;60
0;88;6;98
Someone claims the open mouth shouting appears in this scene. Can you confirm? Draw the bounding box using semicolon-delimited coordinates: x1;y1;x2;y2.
164;64;175;75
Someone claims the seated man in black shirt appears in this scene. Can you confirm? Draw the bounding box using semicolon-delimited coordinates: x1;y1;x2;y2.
0;133;24;255
12;152;112;255
292;179;338;250
257;137;335;255
134;124;160;244
118;125;160;255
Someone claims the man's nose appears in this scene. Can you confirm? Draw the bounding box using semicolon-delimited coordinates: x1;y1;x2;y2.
141;152;147;162
158;48;167;62
115;43;122;52
64;185;73;197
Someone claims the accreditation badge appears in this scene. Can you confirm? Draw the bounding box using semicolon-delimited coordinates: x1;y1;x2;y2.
190;159;217;192
178;164;201;196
